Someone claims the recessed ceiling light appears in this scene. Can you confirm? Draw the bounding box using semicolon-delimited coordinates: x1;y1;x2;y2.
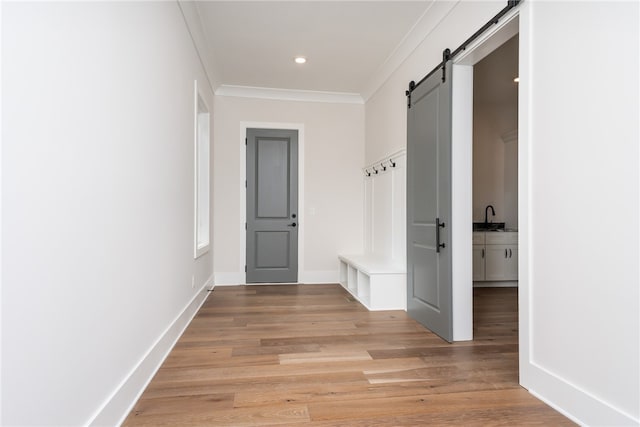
513;77;520;83
294;57;307;64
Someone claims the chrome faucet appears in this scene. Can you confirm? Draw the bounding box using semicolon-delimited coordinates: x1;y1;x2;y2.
484;205;495;225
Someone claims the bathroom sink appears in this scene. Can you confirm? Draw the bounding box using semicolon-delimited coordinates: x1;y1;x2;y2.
473;222;505;232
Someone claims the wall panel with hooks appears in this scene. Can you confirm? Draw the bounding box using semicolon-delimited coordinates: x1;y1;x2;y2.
362;149;405;177
340;150;407;311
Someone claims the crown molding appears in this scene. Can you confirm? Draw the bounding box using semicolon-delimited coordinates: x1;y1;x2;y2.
215;85;364;104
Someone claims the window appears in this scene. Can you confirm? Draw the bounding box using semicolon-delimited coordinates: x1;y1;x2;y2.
194;81;210;258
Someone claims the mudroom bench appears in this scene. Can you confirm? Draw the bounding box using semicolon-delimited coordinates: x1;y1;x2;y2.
338;254;406;311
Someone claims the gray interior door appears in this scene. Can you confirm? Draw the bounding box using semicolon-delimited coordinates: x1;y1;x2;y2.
246;128;298;283
406;63;453;342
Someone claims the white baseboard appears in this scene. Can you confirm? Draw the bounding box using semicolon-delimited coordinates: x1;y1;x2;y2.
87;275;214;427
214;270;339;285
524;362;638;426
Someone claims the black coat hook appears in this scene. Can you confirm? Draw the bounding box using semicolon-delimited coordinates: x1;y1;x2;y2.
390;158;396;168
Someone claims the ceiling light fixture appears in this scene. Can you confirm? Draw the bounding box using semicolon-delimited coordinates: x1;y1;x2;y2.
294;56;307;64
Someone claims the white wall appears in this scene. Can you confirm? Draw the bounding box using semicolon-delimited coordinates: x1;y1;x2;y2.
520;2;639;425
213;95;364;283
472;35;519;227
2;2;214;425
365;0;639;425
472;103;519;228
473;108;506;222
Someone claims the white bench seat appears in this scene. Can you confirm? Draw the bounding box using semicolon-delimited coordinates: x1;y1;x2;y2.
338;254;406;311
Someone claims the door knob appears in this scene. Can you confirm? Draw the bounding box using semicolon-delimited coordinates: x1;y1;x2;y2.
288;222;297;227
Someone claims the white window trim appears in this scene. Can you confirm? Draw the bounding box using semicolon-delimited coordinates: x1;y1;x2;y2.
194;80;210;259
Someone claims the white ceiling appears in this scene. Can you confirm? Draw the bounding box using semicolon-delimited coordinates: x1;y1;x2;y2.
195;1;435;95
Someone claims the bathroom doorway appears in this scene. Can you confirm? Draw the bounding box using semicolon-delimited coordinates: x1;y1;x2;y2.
471;34;519;337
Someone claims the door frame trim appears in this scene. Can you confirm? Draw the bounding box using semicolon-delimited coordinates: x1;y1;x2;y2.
449;8;520;341
240;122;305;284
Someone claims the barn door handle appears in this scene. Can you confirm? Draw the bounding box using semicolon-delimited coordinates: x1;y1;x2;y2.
436;218;446;253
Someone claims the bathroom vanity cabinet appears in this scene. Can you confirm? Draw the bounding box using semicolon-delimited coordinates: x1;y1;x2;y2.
473;231;518;283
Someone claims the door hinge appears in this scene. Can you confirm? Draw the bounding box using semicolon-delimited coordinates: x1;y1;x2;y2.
245;222;247;230
245;265;247;272
245;138;247;145
245;180;247;188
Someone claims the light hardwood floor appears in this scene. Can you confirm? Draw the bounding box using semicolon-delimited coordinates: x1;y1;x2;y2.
123;284;573;426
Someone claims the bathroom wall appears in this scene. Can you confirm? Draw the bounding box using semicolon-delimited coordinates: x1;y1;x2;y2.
472;35;518;228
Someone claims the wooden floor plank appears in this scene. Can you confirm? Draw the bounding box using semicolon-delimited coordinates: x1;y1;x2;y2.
278;350;372;364
123;285;574;426
126;403;310;427
307;388;570;423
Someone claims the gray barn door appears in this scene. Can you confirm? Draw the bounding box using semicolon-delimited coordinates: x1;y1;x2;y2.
246;128;298;283
406;63;453;342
